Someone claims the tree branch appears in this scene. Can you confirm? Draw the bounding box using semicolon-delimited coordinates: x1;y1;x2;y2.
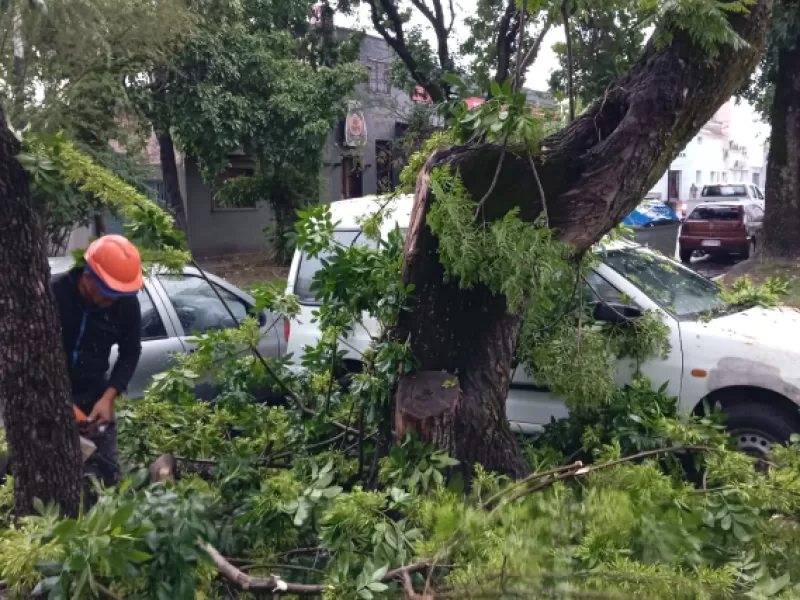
204;541;430;595
561;0;575;122
495;1;518;85
365;0;445;102
519;19;552;75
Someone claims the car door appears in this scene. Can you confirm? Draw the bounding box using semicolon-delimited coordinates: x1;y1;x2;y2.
155;270;282;400
106;280;186;399
506;269;649;434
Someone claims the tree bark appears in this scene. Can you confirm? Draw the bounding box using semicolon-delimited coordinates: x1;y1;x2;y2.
395;2;771;477
156;128;189;239
0;106;84;517
761;32;800;258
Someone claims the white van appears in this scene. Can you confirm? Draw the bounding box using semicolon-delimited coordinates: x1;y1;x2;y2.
286;195;800;456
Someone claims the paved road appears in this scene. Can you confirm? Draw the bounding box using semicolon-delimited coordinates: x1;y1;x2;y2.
686;254;740;280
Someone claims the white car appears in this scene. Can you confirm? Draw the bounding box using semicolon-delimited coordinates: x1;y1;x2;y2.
286;195;800;456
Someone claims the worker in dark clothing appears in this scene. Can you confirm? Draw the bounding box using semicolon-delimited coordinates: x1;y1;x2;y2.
50;234;143;489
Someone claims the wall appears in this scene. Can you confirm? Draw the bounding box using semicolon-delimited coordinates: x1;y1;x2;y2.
321;33;416;204
184;158;275;257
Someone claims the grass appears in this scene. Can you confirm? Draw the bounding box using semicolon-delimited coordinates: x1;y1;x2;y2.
723;257;800;308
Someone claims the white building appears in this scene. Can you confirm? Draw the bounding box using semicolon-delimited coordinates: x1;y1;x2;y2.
648;100;766;202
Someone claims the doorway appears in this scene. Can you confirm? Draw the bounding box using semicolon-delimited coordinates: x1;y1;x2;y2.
668;170;682;200
341;156;363;199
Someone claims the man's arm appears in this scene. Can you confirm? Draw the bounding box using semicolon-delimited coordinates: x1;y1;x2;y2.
108;298;142;395
90;299;142;425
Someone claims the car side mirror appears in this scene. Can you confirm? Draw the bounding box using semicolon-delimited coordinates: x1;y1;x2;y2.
592;302;642;324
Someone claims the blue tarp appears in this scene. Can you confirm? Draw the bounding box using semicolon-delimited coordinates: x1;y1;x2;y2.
623;199;680;227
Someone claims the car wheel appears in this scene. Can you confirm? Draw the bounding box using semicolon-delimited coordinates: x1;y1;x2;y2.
720;399;800;458
679;247;693;263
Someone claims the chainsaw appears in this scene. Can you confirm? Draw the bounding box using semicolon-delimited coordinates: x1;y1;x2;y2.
73;405;100;462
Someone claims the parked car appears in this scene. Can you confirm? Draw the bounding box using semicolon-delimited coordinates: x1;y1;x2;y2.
674;184;764;220
678;200;764;263
701;183;764;202
286;194;800;457
48;257;285;399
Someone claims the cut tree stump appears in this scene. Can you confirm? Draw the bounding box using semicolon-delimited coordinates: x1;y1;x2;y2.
395;371;460;451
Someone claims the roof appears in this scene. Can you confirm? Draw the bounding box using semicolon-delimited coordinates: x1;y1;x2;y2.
328;194;642;253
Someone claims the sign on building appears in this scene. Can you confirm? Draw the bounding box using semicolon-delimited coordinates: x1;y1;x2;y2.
344;101;367;148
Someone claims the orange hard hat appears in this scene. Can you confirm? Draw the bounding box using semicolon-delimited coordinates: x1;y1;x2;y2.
84;235;143;295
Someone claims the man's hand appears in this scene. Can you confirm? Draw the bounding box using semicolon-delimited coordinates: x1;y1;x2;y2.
87;388;117;426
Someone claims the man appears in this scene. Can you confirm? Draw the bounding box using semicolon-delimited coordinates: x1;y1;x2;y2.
51;234;143;489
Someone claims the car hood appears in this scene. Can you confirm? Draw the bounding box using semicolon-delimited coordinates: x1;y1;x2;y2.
687;306;800;353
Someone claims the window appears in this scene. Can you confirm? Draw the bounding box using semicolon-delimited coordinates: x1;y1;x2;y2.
701;184;747;197
159;275;253;336
602;249;727;320
584;271;624;305
695;170;702;184
710;172;717;183
688;206;742;221
367;60;390;94
722;172;728;183
139;287;168;340
757;187;764;200
212;160;258;209
341;156;363;199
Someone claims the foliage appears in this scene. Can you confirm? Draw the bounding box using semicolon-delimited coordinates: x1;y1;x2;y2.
17;132;189;269
721;276;789;310
0;0;192;142
549;4;646;105
124;0;366;236
3;193;800;598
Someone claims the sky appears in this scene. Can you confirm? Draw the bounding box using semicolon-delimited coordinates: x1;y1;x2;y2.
337;3;771;156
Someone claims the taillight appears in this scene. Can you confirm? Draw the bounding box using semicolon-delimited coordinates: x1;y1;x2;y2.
283;318;290;343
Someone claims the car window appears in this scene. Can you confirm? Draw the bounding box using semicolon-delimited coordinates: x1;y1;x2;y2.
701;185;748;197
159;274;254;336
584;271;624;305
688;206;742;221
602;248;727;320
757;188;765;200
139;287;168;340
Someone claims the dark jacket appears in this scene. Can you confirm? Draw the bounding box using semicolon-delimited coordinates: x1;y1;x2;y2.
51;267;142;407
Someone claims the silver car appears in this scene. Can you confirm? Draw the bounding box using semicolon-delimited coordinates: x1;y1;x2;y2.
48;257;285;400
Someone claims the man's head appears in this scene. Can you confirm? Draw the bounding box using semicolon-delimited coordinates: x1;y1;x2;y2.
78;235;143;307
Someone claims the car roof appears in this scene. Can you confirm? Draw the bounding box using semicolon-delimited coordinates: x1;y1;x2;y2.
692;199;754;209
327;194;640;253
48;256;76;275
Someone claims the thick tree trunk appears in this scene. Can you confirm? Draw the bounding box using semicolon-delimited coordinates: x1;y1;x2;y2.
395;2;772;477
0;107;83;516
761;34;800;258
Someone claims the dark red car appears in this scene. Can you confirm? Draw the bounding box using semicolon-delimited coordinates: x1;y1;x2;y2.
678;200;764;263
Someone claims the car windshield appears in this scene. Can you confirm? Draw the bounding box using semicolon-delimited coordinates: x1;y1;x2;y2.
601;248;728;320
688;206;742;221
702;185;747;197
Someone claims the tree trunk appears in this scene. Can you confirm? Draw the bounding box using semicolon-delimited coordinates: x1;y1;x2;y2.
395;2;771;477
0;107;83;516
761;33;800;258
156;128;189;240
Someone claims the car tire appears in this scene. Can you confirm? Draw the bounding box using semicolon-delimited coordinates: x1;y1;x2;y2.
719;397;800;458
679;247;693;263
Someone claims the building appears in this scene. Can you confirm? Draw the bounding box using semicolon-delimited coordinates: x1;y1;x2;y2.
62;32;555;257
648;100;767;202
